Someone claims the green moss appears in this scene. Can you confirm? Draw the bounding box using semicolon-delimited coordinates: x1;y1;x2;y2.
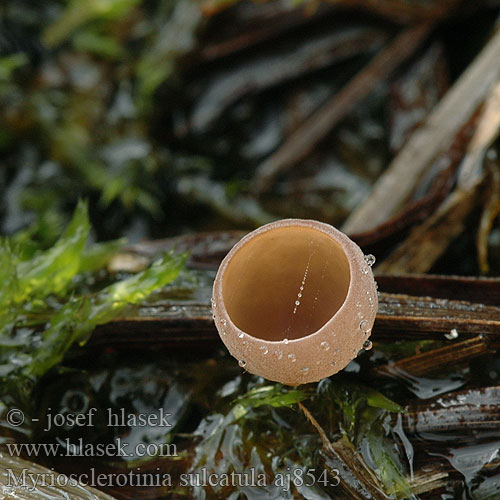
0;201;186;407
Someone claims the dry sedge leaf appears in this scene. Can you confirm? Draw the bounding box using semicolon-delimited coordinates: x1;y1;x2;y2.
377;79;500;274
477;161;500;274
343;28;500;234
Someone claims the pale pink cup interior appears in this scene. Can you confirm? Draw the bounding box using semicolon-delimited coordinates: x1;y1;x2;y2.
222;225;351;341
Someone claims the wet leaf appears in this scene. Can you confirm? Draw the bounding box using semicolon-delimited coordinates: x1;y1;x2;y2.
319;379;410;498
322;379;403;434
79;238;127;273
43;0;141;47
0;53;28;81
73;31;125;59
357;407;414;498
234;385;308;409
15;200;90;301
89;250;188;325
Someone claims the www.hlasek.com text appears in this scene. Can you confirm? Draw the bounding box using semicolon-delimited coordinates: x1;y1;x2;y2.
7;439;178;458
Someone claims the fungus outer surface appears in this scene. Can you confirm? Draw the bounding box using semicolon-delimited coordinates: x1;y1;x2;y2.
212;219;378;385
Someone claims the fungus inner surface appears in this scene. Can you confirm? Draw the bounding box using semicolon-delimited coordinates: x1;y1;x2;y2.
222;225;350;341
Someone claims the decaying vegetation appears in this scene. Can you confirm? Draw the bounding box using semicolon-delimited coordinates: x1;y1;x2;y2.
2;0;500;498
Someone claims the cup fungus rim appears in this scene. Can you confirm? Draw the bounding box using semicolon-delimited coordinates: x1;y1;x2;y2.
213;218;361;345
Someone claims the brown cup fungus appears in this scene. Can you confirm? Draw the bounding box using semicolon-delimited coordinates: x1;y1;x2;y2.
212;219;377;385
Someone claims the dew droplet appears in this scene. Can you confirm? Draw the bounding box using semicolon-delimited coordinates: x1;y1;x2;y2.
320;341;330;351
274;350;283;360
359;320;370;334
260;346;269;354
211;299;216;309
362;266;368;275
221;329;226;336
445;328;459;340
363;340;373;350
297;293;302;298
333;348;340;354
221;319;227;327
238;360;246;368
300;286;304;291
364;254;376;267
301;367;309;374
288;353;296;362
284;338;289;344
238;332;244;339
331;361;337;367
295;300;300;306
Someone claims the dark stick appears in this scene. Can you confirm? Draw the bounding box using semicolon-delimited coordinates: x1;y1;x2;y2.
252;23;433;194
374;335;492;377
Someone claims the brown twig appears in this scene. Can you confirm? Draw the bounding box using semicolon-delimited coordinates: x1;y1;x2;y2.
299;402;389;500
343;27;500;234
477;157;500;274
375;273;500;306
87;291;500;348
190;25;388;132
81;236;500;349
374;335;492;378
252;22;434;194
199;3;337;62
402;386;500;434
326;0;458;24
376;293;500;341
